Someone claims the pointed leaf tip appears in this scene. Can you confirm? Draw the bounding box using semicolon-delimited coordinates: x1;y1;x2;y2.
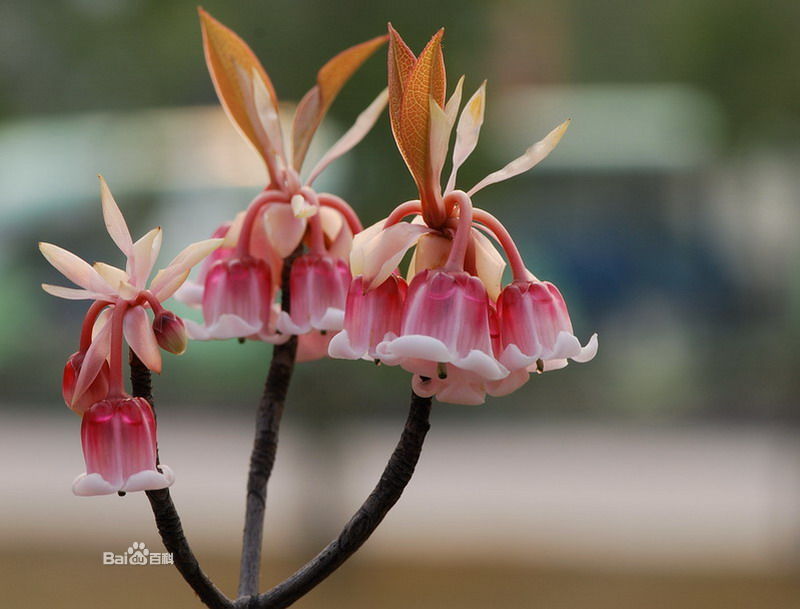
468;119;570;196
387;24;416;143
199;8;282;174
396;28;447;223
98;176;133;256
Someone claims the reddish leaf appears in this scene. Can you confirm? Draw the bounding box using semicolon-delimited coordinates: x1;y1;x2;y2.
198;9;281;169
387;23;417;153
397;28;447;226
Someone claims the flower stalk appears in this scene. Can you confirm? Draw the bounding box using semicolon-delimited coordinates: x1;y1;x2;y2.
248;392;432;609
131;351;235;609
239;250;300;598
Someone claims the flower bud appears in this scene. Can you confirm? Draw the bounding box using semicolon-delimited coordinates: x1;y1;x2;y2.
152;311;188;355
62;351;110;414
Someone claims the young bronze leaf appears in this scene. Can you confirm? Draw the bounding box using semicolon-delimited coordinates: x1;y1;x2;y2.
397;29;446;223
387;23;417;153
199;8;281;169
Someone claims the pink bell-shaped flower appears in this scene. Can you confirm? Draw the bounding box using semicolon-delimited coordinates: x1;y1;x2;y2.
376;269;508;382
62;351;110;414
72;396;174;496
329;275;407;360
278;254;351;335
496;280;597;372
194;257;274;340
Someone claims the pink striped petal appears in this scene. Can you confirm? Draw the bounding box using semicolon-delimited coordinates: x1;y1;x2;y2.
123;307;162;373
468;120;569;196
98;176;133;255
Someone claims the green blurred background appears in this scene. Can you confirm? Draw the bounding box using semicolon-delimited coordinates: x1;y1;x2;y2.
2;0;799;607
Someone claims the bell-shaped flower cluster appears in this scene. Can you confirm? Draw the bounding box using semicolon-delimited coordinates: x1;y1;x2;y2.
45;18;600;502
329;27;597;404
176;10;385;360
41;177;221;494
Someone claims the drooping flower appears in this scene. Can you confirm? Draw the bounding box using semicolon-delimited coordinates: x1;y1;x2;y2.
178;10;385;352
376;269;507;382
328;26;597;404
41;176;221;494
329;274;406;361
496;280;597;373
194;256;276;341
73;397;173;496
277;253;351;335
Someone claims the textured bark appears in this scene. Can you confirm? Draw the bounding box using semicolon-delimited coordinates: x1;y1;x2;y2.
130;351;234;609
238;253;299;597
240;392;432;609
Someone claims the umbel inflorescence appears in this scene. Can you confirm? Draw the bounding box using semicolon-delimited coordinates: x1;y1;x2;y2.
41;9;597;608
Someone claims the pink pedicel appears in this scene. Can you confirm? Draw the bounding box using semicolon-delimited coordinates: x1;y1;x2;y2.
72;396;174;496
278;254;351;335
328;275;407;360
496;280;598;371
201;257;274;339
62;351;110;414
376;269;508;382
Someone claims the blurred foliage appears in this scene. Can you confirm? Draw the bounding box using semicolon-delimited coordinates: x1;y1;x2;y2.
2;0;797;141
2;0;799;423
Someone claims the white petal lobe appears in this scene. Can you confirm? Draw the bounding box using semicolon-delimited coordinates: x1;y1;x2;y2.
447;81;486;193
98;176;133;255
468;119;569;196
